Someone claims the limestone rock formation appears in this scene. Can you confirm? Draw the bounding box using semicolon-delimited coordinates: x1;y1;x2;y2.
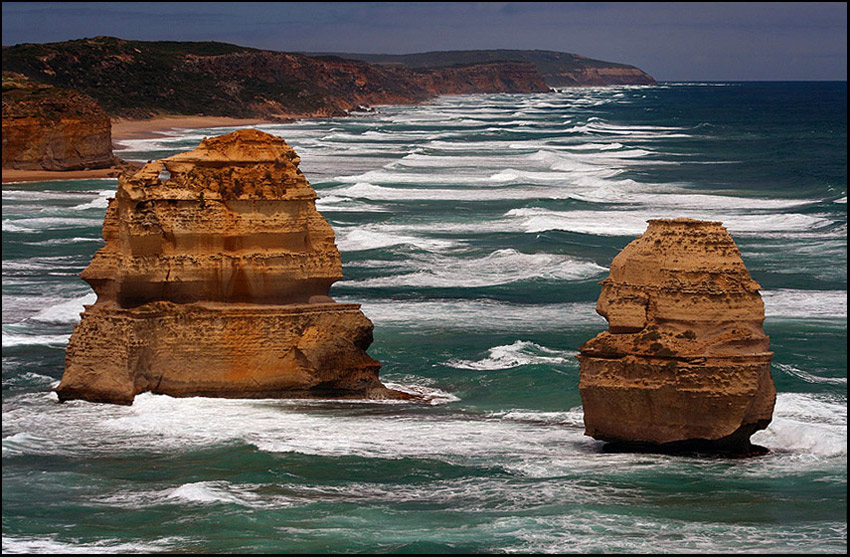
58;129;407;405
2;72;113;170
577;218;775;454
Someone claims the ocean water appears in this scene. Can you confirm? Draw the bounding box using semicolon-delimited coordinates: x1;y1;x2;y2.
2;82;846;553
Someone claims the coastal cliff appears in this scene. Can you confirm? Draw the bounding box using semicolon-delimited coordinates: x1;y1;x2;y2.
58;129;407;405
1;72;113;170
578;219;776;455
2;38;648;121
2;37;549;120
325;49;657;88
411;61;548;94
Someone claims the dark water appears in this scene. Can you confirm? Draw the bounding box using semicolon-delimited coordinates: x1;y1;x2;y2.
2;82;846;553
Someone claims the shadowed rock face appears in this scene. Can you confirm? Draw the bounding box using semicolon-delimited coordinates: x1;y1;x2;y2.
58;129;407;405
578;219;775;455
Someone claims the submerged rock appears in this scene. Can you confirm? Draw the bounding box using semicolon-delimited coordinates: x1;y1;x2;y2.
58;129;408;405
577;218;775;455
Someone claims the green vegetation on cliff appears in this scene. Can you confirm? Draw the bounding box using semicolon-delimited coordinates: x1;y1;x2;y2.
2;37;655;120
311;49;657;87
3;37;282;118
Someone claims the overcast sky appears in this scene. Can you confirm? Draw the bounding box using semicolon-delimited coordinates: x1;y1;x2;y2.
2;2;846;81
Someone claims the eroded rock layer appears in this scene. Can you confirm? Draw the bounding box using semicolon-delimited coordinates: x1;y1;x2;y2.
58;129;405;405
577;219;775;454
2;72;113;170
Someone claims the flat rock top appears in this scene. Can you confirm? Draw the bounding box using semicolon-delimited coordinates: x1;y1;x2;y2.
164;128;301;165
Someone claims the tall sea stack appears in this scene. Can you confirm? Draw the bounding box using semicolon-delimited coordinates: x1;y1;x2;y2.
58;129;407;405
577;219;775;455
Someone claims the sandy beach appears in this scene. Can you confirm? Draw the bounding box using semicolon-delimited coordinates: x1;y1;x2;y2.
110;115;275;145
2;115;275;184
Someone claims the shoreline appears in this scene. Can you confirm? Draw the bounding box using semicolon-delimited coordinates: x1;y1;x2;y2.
2;115;277;184
110;115;277;145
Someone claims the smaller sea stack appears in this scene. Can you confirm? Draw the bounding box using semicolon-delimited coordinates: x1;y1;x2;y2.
58;129;407;405
578;218;775;455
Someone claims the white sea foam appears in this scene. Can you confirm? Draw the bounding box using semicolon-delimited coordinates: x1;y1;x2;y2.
69;189;113;210
392;152;522;169
343;249;607;288
1;189;112;202
506;207;835;236
0;536;185;554
446;341;578;370
752;393;846;457
330;182;573;201
348;299;605;330
23;236;104;245
559;142;625;151
108;481;304;511
563;189;817;209
383;383;461;405
335;169;499;186
315;196;388;213
96;393;586;464
1;220;31;233
1;216;104;232
1;387;844;512
30;293;97;324
8;388;842;471
1;332;70;348
487;167;621;183
168;481;266;505
761;289;847;319
497;512;846;554
774;363;846;385
336;228;456;252
1;255;87;273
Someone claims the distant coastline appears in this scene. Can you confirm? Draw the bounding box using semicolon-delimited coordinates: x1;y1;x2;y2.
2;37;660;182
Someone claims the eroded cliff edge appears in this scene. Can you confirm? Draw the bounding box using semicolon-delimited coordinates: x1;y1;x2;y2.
58;129;407;405
578;219;775;455
1;72;113;170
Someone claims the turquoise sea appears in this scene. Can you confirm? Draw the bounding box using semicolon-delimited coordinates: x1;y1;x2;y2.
2;82;847;553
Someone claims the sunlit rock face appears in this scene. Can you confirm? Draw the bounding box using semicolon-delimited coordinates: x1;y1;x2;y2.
58;129;407;405
578;218;775;455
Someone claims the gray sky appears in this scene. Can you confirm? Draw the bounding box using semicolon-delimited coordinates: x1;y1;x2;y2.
2;2;846;81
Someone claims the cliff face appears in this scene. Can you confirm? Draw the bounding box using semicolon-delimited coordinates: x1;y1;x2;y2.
411;62;548;94
2;38;549;120
1;73;113;170
181;51;433;118
577;219;775;454
326;50;657;88
546;66;657;87
58;129;406;405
